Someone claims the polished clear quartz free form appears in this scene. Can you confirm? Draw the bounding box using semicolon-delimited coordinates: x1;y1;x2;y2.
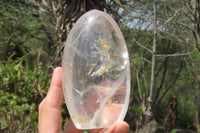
62;10;130;129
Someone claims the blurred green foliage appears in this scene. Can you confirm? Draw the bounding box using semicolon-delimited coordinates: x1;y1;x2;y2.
0;56;51;132
170;130;176;133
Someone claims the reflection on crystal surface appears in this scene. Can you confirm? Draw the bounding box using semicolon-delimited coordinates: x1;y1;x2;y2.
62;10;130;129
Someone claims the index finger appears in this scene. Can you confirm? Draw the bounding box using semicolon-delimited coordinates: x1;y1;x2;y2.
39;67;63;133
47;67;64;108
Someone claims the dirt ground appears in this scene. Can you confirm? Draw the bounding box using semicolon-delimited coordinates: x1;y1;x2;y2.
155;128;196;133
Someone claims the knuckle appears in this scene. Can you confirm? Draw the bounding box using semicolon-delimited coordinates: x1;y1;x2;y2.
39;98;48;112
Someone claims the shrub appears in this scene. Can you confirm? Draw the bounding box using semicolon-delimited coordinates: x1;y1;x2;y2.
0;57;51;132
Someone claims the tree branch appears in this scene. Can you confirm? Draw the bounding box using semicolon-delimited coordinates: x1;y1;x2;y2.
158;8;181;30
137;72;143;101
155;63;184;108
135;41;153;54
153;57;168;106
155;53;189;57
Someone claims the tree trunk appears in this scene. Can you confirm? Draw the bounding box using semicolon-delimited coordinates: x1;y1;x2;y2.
140;1;157;132
144;0;157;126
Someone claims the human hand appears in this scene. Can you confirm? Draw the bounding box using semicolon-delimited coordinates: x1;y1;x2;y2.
38;67;130;133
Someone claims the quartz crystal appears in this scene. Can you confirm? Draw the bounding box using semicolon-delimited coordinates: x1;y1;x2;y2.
62;10;130;129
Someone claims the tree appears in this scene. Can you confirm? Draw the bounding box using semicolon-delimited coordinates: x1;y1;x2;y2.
42;0;130;66
122;0;193;132
176;0;200;132
0;0;57;68
0;0;56;131
156;0;200;131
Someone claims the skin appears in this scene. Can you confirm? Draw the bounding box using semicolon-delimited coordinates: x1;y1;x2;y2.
38;67;130;133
